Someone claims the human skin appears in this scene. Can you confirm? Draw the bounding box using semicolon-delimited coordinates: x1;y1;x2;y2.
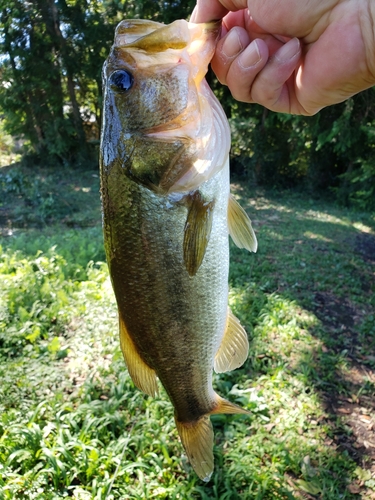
191;0;375;115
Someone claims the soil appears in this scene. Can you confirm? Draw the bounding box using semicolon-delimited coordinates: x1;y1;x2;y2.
355;233;375;263
310;232;375;498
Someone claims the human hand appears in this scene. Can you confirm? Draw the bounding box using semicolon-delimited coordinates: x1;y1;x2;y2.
191;0;375;115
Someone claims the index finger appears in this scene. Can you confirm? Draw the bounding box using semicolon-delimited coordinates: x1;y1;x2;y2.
191;0;248;23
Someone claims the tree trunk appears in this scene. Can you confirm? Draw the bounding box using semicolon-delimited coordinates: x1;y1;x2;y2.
46;0;88;152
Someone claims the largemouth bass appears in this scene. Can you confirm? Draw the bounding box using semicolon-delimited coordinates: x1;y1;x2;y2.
100;18;257;481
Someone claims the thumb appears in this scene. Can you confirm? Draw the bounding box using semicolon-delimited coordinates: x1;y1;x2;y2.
190;1;229;23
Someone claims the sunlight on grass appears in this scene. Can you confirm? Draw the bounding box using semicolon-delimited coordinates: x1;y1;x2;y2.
303;231;334;243
352;221;374;233
303;210;353;226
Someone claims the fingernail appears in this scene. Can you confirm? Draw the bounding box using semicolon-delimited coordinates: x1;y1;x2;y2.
275;37;300;62
238;40;261;69
222;29;242;58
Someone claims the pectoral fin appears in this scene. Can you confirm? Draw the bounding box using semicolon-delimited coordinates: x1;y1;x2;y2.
228;194;257;252
119;315;158;397
183;191;214;276
214;308;249;373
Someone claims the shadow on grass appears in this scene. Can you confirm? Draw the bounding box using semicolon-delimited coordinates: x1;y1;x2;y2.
228;185;375;498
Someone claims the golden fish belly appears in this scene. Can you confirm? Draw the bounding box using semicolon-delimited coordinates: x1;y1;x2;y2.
101;158;230;423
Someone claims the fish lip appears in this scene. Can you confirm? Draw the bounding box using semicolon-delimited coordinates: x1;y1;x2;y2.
189;20;221;36
113;19;221;52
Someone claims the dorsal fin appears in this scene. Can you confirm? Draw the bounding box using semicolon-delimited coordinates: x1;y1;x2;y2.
183;191;214;276
214;308;249;373
228;194;257;252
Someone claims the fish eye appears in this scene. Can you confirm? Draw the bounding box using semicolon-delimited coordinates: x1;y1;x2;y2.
109;70;134;92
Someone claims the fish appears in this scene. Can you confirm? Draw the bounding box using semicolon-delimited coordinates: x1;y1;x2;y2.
99;18;257;482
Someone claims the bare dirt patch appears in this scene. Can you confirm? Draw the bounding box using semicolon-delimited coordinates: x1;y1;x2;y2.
355;233;375;262
313;292;358;333
311;277;375;496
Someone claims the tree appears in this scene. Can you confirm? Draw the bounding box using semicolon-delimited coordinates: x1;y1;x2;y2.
227;86;375;209
1;0;374;209
0;0;195;165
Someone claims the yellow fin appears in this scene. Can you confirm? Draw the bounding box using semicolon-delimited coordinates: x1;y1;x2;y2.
228;194;257;252
175;416;214;482
119;315;158;397
214;308;249;373
210;395;250;416
183;191;214;276
175;394;250;480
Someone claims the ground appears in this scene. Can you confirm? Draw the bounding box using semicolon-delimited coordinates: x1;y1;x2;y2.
0;164;374;499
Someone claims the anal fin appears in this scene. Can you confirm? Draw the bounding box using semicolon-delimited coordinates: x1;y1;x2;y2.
228;194;257;252
214;308;249;373
119;315;158;397
183;191;214;276
210;395;251;416
175;415;214;482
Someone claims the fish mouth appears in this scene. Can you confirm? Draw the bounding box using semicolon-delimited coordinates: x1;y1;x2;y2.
110;19;229;193
114;19;221;49
114;19;221;84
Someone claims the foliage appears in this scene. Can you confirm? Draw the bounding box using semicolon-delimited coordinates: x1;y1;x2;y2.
0;120;20;167
0;245;106;355
0;164;102;227
0;168;374;498
1;1;374;208
0;0;195;166
227;89;375;211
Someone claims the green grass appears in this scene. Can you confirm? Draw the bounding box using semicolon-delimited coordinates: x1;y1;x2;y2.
0;164;374;499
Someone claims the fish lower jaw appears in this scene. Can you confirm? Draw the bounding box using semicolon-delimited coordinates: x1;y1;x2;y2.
143;80;230;193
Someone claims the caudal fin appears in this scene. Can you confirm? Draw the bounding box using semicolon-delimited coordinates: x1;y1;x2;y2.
175;395;250;481
175;415;214;482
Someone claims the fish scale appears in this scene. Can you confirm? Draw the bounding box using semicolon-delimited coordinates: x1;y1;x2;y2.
100;18;257;481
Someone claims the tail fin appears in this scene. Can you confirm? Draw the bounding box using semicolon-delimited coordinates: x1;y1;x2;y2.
175;395;250;481
175;415;214;482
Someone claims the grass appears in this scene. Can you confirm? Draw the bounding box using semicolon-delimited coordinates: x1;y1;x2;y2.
0;163;374;499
